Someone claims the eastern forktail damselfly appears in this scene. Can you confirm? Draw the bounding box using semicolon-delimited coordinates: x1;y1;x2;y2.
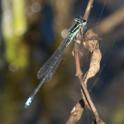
25;17;87;108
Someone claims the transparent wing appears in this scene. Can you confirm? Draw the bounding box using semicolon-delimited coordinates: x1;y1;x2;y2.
37;46;64;80
37;17;86;80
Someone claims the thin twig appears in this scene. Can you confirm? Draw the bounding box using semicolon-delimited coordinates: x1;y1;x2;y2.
67;0;106;123
66;0;95;123
83;0;94;21
73;29;105;124
75;33;101;123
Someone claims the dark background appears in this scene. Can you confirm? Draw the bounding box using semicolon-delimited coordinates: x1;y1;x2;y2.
0;0;124;124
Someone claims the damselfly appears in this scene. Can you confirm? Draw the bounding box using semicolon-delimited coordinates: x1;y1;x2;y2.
25;17;87;108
